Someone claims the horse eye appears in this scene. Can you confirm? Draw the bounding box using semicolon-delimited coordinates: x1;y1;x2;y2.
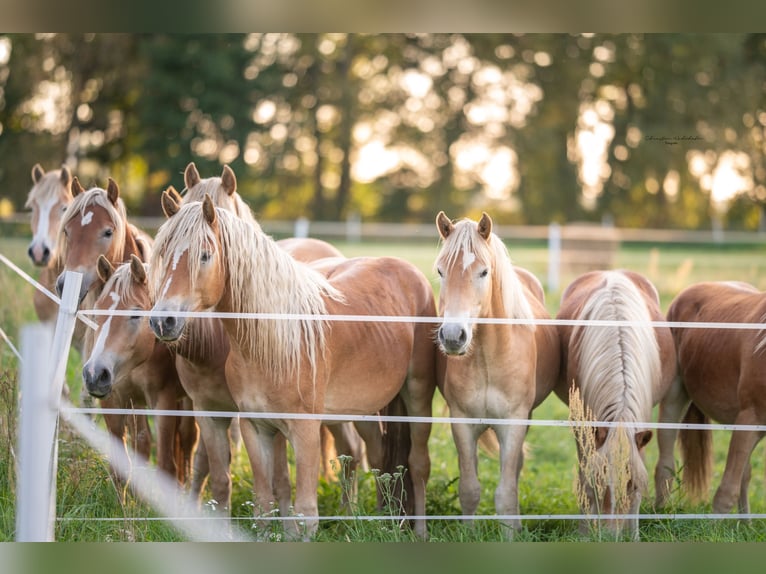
103;228;114;238
437;268;444;278
61;206;67;212
479;269;489;278
201;251;211;264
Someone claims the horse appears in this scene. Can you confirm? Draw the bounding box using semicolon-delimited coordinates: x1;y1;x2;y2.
434;211;560;538
54;177;157;473
161;163;368;514
25;163;73;324
54;176;152;303
654;281;766;516
555;269;676;539
149;196;437;539
82;254;197;490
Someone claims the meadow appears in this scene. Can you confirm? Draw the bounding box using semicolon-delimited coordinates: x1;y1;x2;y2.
1;233;766;542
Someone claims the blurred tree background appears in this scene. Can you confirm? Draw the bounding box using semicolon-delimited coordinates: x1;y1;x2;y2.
0;33;765;229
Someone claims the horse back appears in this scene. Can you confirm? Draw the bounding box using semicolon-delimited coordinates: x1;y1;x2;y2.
668;281;766;422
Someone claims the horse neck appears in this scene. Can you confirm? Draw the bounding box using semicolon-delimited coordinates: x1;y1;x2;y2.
121;221;142;262
175;317;229;365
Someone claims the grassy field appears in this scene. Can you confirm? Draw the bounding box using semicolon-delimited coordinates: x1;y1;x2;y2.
1;234;766;542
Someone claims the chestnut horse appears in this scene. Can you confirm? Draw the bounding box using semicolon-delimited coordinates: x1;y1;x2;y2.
149;197;437;539
54;177;157;470
434;211;560;537
556;270;675;539
655;281;766;516
160;163;367;514
25;163;73;323
83;255;197;488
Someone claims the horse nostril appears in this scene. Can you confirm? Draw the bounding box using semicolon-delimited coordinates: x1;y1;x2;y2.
458;328;467;344
42;246;50;260
164;316;176;331
27;245;34;260
55;276;65;297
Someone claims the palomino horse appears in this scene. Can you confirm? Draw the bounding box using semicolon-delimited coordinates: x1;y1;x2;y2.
54;177;157;470
434;211;559;537
25;164;74;325
162;163;369;512
82;255;197;488
556;270;675;539
149;197;437;539
655;281;766;516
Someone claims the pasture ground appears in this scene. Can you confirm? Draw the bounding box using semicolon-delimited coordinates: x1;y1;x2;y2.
1;235;766;542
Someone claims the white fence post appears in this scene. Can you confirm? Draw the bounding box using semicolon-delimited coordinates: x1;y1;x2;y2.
547;222;561;293
15;270;82;541
294;217;310;238
15;323;54;541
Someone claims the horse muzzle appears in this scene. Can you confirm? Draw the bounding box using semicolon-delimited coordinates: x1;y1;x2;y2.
82;362;113;398
437;322;471;356
56;270;93;305
28;242;51;267
149;313;186;342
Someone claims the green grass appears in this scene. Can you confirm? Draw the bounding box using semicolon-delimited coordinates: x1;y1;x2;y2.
2;235;766;542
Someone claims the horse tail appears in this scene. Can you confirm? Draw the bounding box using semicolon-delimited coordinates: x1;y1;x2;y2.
379;393;415;516
679;402;713;502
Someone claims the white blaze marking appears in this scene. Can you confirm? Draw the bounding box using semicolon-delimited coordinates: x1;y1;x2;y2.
87;291;120;376
172;242;189;270
462;250;476;272
81;211;94;226
32;196;59;246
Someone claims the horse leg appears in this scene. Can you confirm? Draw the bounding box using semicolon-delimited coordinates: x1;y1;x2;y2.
176;398;199;486
272;430;293;513
102;411;129;501
712;411;764;514
154;391;180;480
739;461;752;516
494;420;528;538
191;430;210;501
194;415;233;513
354;420;385;508
400;385;434;540
451;421;482;525
287;419;322;540
654;376;689;508
240;420;278;537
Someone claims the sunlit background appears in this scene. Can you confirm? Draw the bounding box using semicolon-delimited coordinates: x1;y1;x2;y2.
0;33;765;230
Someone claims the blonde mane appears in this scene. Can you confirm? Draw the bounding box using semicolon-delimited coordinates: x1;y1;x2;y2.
25;168;72;208
151;202;343;383
55;187;129;267
182;176;259;230
437;218;535;323
572;271;658;425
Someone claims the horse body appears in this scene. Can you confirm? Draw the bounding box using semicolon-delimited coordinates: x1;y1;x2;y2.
150;198;436;539
160;164;365;514
434;211;560;537
24;164;73;323
556;269;675;539
82;256;196;488
655;281;766;515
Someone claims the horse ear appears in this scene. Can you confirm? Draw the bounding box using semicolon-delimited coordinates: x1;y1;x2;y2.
31;164;45;184
436;211;454;239
161;187;181;218
96;254;115;283
60;165;72;187
184;162;201;189
106;178;120;205
202;194;217;227
477;212;493;241
635;430;653;450
221;165;237;196
130;254;147;284
71;177;84;197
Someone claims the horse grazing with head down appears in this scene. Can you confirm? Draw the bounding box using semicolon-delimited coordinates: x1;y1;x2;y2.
149;196;438;539
556;270;676;539
82;254;197;490
434;211;560;538
24;163;73;324
654;281;766;516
